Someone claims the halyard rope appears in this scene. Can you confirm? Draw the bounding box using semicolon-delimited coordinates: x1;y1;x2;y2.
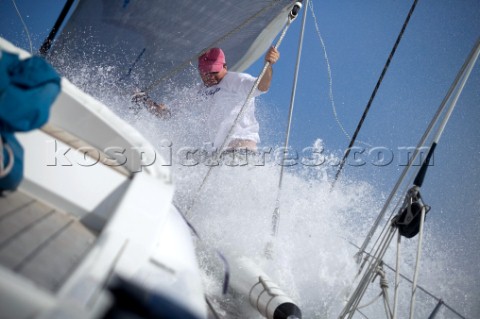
309;1;371;147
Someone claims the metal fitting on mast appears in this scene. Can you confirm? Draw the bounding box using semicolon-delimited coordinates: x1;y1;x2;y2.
289;2;303;21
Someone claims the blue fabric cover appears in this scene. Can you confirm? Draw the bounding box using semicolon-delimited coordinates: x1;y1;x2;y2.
0;50;61;191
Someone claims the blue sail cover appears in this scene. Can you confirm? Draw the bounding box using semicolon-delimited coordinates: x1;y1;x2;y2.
48;0;294;99
0;51;61;190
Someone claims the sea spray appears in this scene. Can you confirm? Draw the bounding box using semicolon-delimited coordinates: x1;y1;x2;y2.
50;60;475;318
118;89;379;317
127;103;468;318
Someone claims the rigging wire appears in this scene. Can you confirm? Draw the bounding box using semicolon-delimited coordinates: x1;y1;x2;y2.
265;0;308;258
408;202;427;319
342;37;480;319
331;0;420;190
428;300;445;319
360;171;417;274
341;225;397;319
11;0;33;54
39;0;75;56
356;309;370;319
355;36;480;262
356;292;383;311
392;232;402;319
346;240;467;319
351;264;392;319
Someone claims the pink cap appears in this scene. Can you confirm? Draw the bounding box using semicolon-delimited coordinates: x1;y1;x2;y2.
198;48;226;73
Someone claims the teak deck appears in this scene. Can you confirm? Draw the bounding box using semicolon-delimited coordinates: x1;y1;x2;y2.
0;190;96;292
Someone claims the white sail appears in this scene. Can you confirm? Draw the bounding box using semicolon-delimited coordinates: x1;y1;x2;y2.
48;0;294;96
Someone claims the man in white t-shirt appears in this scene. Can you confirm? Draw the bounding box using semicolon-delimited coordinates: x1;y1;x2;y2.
135;47;279;153
197;47;279;152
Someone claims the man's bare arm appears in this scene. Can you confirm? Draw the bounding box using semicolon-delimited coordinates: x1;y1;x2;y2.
258;46;280;92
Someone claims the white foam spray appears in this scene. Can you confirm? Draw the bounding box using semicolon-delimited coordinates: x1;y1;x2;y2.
56;61;476;318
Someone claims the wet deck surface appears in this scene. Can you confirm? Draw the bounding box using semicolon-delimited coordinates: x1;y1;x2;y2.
0;190;96;292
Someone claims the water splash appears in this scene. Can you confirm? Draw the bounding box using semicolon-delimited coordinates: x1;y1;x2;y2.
52;59;475;319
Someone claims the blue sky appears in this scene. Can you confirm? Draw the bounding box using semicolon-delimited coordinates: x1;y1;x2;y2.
1;1;478;195
243;1;480;245
1;0;479;315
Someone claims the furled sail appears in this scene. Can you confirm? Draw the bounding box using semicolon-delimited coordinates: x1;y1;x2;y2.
48;0;294;98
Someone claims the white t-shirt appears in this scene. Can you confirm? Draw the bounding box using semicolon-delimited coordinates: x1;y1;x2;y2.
199;71;264;149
